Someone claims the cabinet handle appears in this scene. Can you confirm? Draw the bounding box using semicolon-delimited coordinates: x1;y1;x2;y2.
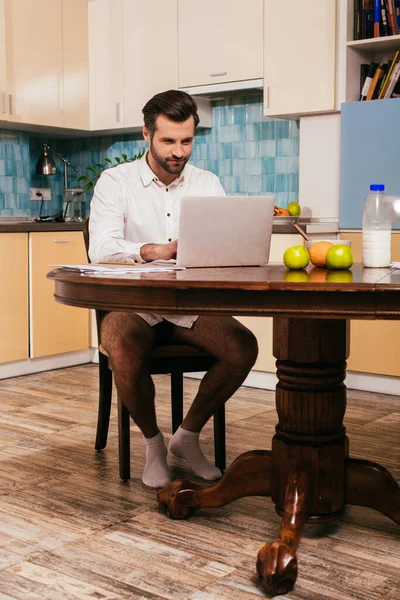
53;239;71;243
265;86;269;109
210;72;227;77
8;94;13;115
2;93;6;114
116;102;121;122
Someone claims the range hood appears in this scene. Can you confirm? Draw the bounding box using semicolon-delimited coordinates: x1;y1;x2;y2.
179;78;263;96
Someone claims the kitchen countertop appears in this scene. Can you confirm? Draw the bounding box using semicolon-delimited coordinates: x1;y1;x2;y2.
0;217;339;235
0;219;85;233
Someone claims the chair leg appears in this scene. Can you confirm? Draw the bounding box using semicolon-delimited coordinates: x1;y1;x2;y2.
170;370;184;434
117;394;131;480
95;353;113;451
213;406;226;472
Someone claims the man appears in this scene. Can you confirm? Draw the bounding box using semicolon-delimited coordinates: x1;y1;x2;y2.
89;90;258;488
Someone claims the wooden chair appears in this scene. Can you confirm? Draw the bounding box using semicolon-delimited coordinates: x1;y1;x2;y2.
83;219;226;480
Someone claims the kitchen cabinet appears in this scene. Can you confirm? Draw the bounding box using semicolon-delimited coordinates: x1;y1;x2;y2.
0;234;29;364
236;234;303;373
29;232;89;358
88;0;123;130
0;0;8;120
122;0;178;128
4;0;64;127
340;232;400;377
62;0;89;130
263;0;336;118
178;0;263;89
89;0;178;130
3;0;88;129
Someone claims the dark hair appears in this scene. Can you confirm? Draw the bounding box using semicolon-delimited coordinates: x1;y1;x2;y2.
142;90;200;138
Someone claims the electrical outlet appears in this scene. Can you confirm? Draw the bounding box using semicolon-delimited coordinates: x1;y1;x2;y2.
30;188;51;201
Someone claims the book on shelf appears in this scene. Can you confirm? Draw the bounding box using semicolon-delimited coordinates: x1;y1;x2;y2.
386;0;398;35
355;0;400;38
360;62;378;99
383;57;400;96
359;51;400;100
380;0;389;35
366;62;386;98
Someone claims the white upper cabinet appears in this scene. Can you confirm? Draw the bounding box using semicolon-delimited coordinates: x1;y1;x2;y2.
0;0;8;121
263;0;337;118
5;0;64;127
61;0;89;130
178;0;263;89
122;0;178;128
88;0;123;130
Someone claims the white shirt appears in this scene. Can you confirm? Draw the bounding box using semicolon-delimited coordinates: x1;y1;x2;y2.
89;152;226;327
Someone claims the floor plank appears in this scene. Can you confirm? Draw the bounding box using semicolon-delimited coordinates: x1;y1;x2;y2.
0;365;398;599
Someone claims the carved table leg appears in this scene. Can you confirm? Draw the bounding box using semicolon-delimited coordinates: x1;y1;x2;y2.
257;470;308;596
346;458;400;524
257;318;350;595
158;450;272;519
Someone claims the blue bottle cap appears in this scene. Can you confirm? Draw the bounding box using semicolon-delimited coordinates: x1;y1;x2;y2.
370;184;385;191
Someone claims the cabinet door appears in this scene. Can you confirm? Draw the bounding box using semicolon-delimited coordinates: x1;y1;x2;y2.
0;0;8;121
122;0;178;127
236;234;303;373
178;0;263;89
5;0;63;126
29;232;89;358
0;234;29;364
62;0;89;130
263;0;336;118
88;0;123;130
340;232;400;377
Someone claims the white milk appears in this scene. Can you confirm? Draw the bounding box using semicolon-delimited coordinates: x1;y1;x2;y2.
362;230;391;267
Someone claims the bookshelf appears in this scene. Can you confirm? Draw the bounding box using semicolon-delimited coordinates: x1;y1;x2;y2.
344;1;400;102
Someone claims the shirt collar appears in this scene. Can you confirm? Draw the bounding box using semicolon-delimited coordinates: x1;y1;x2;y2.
138;151;187;188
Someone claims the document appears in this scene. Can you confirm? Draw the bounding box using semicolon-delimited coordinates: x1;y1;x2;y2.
52;262;185;274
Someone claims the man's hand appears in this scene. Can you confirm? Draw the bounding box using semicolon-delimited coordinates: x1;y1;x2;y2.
140;240;177;262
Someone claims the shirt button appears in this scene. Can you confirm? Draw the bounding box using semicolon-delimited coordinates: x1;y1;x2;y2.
166;188;169;192
168;238;172;242
167;213;171;217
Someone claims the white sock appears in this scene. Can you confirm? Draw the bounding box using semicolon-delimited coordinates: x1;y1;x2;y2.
142;431;170;488
169;426;222;481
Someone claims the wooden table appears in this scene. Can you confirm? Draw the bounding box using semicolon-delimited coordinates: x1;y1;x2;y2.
48;264;400;596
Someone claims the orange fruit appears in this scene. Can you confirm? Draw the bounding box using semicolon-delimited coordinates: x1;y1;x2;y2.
309;241;334;267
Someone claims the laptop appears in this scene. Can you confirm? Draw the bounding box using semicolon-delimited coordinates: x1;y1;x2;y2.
176;195;275;268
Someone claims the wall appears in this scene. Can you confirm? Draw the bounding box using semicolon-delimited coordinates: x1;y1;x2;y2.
0;93;299;218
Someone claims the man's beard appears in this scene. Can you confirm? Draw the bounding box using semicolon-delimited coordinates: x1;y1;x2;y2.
149;142;189;175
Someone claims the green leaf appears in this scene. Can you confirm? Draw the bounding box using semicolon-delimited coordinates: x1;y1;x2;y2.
115;156;121;163
87;166;97;173
104;157;112;164
121;153;128;161
86;181;94;190
77;175;87;182
96;163;105;169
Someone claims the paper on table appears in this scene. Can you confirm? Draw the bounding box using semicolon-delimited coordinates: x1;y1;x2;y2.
51;263;185;273
390;262;400;269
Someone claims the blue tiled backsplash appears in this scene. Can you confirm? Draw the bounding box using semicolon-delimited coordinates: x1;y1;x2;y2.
0;94;299;217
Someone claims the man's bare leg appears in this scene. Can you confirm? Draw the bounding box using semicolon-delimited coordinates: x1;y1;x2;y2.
100;313;170;488
168;316;258;480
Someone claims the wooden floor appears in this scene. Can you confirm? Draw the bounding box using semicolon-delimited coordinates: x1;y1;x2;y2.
0;364;399;600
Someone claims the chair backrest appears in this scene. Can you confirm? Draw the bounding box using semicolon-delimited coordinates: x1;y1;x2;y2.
83;218;90;263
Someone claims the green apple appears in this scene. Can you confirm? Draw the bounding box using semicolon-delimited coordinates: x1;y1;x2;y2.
283;246;310;270
326;245;353;270
287;201;301;217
